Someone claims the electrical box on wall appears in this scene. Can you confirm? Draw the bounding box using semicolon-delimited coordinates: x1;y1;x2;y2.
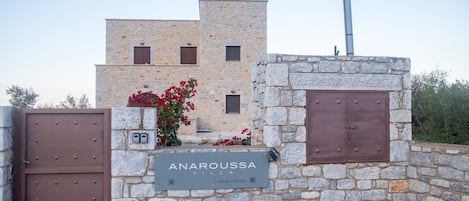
131;133;149;144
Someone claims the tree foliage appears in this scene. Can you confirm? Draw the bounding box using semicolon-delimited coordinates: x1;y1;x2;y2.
5;85;39;108
412;70;469;144
57;94;91;109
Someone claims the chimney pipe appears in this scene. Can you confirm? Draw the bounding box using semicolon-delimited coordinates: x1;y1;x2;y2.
343;0;354;56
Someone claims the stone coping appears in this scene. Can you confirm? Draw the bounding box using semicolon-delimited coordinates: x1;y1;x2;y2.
153;144;270;152
96;64;200;67
411;141;469;151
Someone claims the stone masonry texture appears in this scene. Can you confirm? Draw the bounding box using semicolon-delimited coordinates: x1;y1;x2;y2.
4;51;469;200
96;0;267;134
0;107;13;201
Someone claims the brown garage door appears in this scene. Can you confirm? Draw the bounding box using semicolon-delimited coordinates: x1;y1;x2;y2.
14;109;111;201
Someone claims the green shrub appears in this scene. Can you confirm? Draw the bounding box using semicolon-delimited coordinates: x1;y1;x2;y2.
412;70;469;144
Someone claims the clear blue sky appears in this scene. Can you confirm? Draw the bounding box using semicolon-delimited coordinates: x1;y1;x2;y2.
1;0;468;106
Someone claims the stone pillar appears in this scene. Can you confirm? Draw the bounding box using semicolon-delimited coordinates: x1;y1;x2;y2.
0;107;13;201
110;107;157;200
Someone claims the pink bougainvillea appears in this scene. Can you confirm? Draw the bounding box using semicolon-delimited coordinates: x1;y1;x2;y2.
213;128;251;146
128;78;197;146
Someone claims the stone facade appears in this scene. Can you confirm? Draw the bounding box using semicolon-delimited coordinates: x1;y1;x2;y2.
96;0;267;134
108;108;469;201
3;99;468;200
249;54;415;200
0;107;13;201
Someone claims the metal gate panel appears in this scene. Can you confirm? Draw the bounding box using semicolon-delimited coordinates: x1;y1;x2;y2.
14;109;111;201
306;91;389;164
347;92;389;162
26;174;103;201
25;114;104;169
307;92;348;163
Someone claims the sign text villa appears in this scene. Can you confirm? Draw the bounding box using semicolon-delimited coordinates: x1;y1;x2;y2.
154;152;269;190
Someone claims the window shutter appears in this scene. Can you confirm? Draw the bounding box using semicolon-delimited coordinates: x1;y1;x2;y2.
226;95;240;113
226;46;240;61
181;47;197;64
134;47;150;64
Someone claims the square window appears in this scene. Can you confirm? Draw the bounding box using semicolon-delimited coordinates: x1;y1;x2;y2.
134;47;150;64
180;47;197;64
226;95;240;113
226;46;240;61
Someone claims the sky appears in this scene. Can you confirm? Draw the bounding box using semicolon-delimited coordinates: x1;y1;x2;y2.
1;0;468;107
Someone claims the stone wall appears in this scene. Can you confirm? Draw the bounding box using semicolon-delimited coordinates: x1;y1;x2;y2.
0;107;13;201
111;107;158;200
408;142;469;201
250;54;414;200
105;19;200;65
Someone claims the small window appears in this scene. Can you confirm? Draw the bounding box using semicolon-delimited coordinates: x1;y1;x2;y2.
134;47;150;64
226;46;240;61
226;95;240;113
180;47;197;64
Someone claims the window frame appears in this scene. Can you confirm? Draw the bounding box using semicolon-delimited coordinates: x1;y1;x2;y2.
226;46;241;61
134;46;151;64
180;47;197;64
225;95;241;114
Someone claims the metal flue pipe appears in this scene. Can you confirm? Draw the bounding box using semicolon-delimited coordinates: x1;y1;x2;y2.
343;0;354;56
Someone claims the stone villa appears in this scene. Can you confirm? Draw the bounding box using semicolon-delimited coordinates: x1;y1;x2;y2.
96;0;267;134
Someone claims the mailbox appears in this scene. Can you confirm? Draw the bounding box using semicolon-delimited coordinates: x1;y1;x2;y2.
131;132;149;144
132;133;141;143
140;133;148;144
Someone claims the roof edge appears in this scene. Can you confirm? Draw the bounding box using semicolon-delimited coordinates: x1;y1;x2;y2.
105;19;200;22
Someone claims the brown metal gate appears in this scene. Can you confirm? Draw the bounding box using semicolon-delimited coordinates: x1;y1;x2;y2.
14;109;111;201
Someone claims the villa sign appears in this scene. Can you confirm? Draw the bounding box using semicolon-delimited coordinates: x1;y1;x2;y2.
154;152;269;190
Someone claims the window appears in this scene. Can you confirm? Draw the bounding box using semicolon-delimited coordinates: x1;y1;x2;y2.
306;91;389;164
226;46;240;61
226;95;240;113
180;47;197;64
134;47;150;64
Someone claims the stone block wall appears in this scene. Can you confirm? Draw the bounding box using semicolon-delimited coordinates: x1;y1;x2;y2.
110;107;273;201
105;19;200;65
0;107;13;201
111;107;158;200
408;142;469;201
250;54;414;200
